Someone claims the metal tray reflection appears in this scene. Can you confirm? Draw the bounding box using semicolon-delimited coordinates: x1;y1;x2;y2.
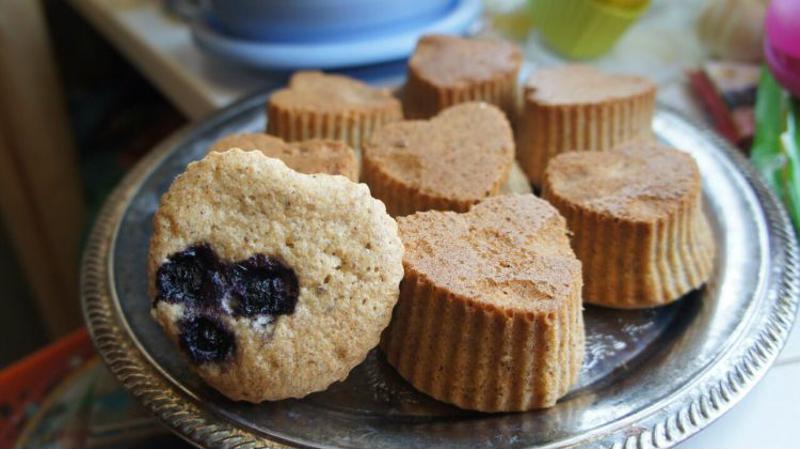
82;92;799;449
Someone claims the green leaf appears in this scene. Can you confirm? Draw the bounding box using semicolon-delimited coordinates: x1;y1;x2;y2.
751;67;788;196
780;98;800;229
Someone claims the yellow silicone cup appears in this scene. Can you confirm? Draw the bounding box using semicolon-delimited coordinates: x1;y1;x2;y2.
529;0;650;59
597;0;648;8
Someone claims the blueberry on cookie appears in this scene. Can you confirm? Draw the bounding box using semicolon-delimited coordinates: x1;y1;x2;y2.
226;254;298;317
178;315;236;364
155;243;226;308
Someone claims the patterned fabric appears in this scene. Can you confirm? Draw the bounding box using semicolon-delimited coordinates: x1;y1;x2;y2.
0;328;186;449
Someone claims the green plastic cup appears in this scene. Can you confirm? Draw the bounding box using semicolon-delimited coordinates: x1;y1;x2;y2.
529;0;651;59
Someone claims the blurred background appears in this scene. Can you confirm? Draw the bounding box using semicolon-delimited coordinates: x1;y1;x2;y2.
1;0;797;447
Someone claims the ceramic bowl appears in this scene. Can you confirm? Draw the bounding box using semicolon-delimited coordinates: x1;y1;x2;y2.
209;0;454;42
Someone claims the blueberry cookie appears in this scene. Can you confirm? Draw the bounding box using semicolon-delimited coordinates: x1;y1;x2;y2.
148;149;404;402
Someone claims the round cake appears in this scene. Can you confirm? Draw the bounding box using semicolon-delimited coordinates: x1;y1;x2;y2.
381;194;585;412
362;102;515;216
266;71;402;149
148;149;404;402
403;34;522;119
209;132;359;181
516;65;656;186
542;144;715;308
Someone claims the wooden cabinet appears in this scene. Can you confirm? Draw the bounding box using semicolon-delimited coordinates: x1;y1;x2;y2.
0;0;86;337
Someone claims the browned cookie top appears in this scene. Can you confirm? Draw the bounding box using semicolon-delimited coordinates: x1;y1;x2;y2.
364;102;514;204
269;71;400;113
210;133;358;181
409;34;522;86
544;143;702;222
398;194;581;314
525;65;656;105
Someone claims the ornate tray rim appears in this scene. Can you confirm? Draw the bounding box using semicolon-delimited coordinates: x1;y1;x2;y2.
81;91;800;449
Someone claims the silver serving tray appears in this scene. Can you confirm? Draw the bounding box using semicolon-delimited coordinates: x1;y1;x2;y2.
82;91;799;449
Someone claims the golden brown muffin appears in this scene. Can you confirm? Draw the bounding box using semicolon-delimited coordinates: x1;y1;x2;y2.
267;71;402;149
516;65;657;186
362;102;515;216
148;150;404;402
542;144;715;309
209;132;359;181
381;194;585;412
403;34;523;119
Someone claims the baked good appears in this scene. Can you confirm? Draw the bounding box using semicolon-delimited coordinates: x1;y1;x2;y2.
363;102;515;216
148;149;404;402
502;161;534;195
516;65;657;186
542;144;715;308
403;34;522;119
266;71;402;149
209;132;359;181
381;194;585;412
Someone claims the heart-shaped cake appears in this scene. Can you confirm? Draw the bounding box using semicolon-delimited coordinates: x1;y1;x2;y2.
362;102;515;216
381;194;585;411
210;132;359;181
542;143;715;308
403;34;522;119
267;71;402;149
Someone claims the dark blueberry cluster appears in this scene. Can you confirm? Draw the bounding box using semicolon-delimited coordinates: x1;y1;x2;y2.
156;244;226;308
178;315;235;363
155;243;299;364
228;254;299;317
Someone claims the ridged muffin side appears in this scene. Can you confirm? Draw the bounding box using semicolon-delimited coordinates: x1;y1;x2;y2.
404;70;519;120
381;264;584;412
542;146;716;308
266;103;401;150
266;71;402;149
544;188;714;308
516;65;656;186
403;34;522;120
517;92;655;186
361;154;510;217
